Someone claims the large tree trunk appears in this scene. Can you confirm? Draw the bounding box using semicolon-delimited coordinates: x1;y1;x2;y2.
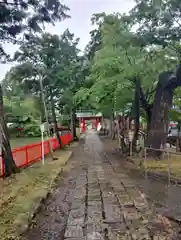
71;108;78;141
0;85;19;176
146;71;179;157
49;87;62;148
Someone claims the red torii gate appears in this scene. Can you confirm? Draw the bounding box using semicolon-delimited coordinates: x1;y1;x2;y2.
76;112;102;133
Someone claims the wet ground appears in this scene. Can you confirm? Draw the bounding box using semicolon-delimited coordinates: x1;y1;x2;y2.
103;138;181;223
22;131;181;239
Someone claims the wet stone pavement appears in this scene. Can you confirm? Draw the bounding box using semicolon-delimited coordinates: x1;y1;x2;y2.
23;131;180;240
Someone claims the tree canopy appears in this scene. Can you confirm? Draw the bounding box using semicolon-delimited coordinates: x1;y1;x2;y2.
0;0;69;61
2;0;181;175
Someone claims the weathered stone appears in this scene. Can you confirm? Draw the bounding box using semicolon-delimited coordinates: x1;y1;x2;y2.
108;231;132;240
153;236;166;240
107;222;127;233
86;232;104;240
64;225;84;238
99;182;112;191
103;196;118;205
68;208;85;219
88;194;102;201
71;199;85;210
88;201;102;208
64;238;85;240
86;220;104;234
73;189;86;200
130;228;151;240
88;189;101;201
133;199;148;209
123;207;142;223
87;206;103;221
123;201;134;208
88;188;100;194
104;204;122;221
88;182;100;189
65;238;85;240
102;191;116;198
117;194;131;206
113;186;125;193
67;216;84;225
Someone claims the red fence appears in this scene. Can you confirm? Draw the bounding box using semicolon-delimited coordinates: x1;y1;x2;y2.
0;133;72;176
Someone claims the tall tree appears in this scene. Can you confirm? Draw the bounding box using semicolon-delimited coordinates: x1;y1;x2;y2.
76;12;180;154
15;30;82;142
0;0;69;176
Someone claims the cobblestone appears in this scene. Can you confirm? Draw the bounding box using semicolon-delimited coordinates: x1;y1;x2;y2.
24;130;177;240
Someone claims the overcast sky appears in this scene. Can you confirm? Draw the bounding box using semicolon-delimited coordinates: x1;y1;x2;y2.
0;0;135;81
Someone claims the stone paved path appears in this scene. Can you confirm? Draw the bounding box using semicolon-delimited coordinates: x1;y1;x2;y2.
24;130;178;240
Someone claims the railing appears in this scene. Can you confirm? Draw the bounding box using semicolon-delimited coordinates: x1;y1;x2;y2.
0;133;72;176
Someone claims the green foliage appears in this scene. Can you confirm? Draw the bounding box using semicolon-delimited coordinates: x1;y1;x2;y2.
129;0;181;54
3;96;42;121
0;0;70;62
75;12;179;119
169;109;181;122
14;30;84;114
23;122;41;137
2;93;42;137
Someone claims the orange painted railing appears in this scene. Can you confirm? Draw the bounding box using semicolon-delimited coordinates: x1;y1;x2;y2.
0;133;72;176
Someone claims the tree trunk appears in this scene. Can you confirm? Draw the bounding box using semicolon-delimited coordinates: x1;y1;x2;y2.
110;111;116;140
0;85;19;176
115;116;121;147
178;121;181;152
146;107;152;132
132;79;140;147
71;108;78;141
108;114;113;138
119;116;128;153
49;87;62;148
146;72;175;157
39;92;45;122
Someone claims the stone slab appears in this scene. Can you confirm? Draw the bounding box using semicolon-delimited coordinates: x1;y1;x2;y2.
64;225;84;238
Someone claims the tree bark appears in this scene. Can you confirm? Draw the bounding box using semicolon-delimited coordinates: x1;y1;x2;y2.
132;79;140;147
108;113;113;138
71;108;78;141
0;85;19;176
111;111;116;140
119;116;128;153
49;87;62;148
146;106;152;132
177;121;181;152
146;71;179;157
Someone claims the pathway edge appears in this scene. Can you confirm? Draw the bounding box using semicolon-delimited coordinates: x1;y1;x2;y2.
19;150;73;238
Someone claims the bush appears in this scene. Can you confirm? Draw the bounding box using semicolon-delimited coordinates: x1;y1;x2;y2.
23;123;41;137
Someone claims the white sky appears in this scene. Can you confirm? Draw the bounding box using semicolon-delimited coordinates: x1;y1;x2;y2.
0;0;135;80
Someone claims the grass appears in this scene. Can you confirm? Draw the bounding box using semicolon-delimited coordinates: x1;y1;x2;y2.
140;154;181;178
0;149;72;240
10;130;74;149
10;137;41;148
